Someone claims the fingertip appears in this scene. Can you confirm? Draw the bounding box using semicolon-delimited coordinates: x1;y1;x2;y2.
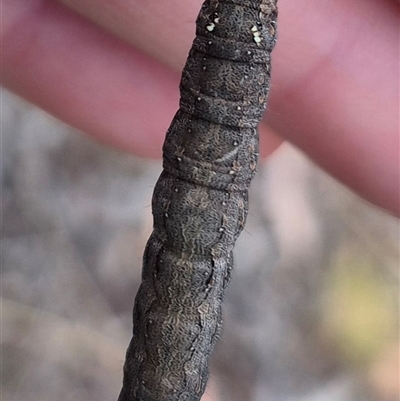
259;123;284;159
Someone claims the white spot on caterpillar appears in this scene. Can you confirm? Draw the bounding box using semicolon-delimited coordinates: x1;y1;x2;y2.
214;17;220;23
206;23;215;32
251;25;262;44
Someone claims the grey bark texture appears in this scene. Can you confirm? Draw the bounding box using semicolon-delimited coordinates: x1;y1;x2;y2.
118;1;278;400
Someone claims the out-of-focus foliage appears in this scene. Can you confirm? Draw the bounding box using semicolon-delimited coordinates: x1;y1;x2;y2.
325;248;398;366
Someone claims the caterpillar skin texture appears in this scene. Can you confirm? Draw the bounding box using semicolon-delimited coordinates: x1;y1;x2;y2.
118;1;278;400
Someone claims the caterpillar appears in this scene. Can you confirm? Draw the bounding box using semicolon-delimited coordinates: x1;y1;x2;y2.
118;1;278;400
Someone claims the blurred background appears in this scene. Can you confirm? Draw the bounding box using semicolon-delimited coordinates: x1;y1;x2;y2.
2;89;399;401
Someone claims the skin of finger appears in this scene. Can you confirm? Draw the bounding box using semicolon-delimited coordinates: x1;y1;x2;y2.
2;0;183;156
57;0;399;216
270;0;399;216
2;0;399;215
57;0;201;71
2;0;282;158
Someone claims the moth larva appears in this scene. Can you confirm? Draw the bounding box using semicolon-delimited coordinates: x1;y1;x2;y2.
118;1;278;400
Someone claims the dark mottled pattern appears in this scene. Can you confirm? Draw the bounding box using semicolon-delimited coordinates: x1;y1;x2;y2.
118;1;278;400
